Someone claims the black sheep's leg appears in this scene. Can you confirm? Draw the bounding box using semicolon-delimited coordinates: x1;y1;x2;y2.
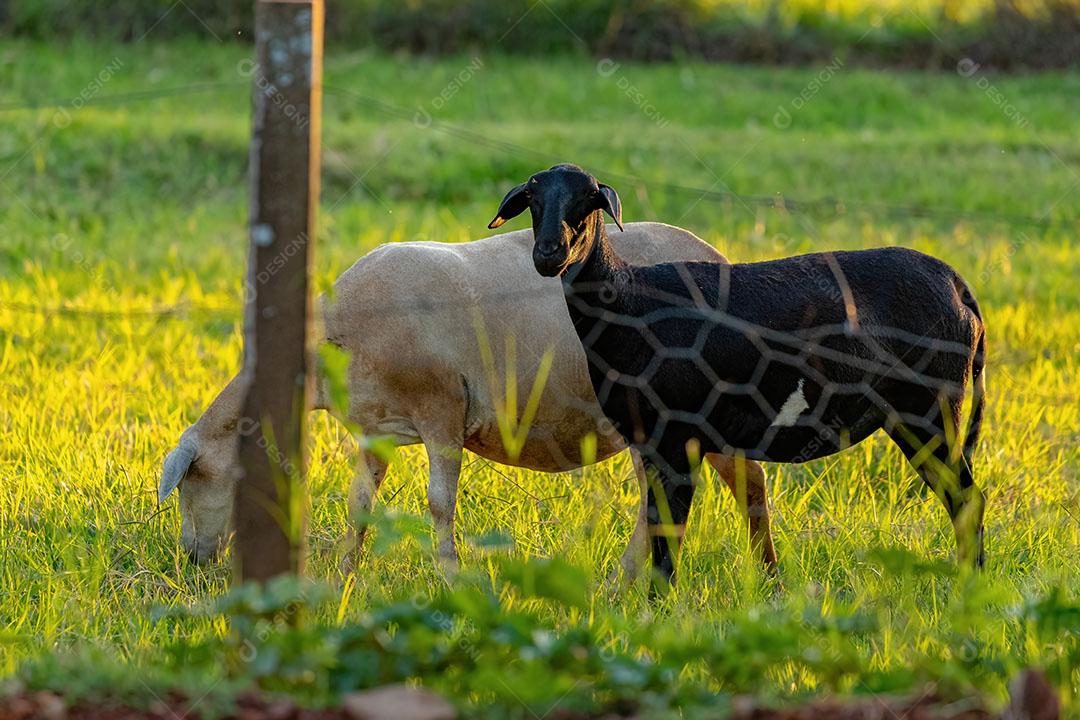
957;458;986;569
645;457;697;595
888;419;986;570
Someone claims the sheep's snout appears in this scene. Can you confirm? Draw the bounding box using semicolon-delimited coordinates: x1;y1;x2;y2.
533;243;568;277
177;464;236;565
184;542;216;565
181;527;227;564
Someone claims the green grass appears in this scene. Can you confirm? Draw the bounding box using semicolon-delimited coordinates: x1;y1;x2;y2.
0;41;1078;715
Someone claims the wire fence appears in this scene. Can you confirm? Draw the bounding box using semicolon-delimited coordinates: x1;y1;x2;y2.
0;299;234;319
320;85;1075;232
7;79;1069;581
0;81;246;112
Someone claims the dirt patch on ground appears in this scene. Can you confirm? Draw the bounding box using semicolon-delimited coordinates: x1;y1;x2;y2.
724;692;993;720
0;673;1061;720
0;691;347;720
0;693;988;720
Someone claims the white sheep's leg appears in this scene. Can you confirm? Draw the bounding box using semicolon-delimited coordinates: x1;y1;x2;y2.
412;380;468;574
424;439;464;572
610;448;651;587
423;442;462;569
344;450;389;570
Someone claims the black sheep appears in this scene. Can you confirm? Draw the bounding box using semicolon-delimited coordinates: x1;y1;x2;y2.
490;164;987;588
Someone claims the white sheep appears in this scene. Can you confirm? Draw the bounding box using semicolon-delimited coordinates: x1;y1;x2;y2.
158;223;776;577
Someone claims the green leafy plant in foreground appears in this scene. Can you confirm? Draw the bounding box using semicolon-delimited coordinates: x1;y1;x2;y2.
46;544;1058;717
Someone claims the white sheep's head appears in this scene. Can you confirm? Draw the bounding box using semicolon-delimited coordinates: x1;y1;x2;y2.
158;378;245;563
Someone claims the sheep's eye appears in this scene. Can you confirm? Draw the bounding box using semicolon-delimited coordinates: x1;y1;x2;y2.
223;420;237;432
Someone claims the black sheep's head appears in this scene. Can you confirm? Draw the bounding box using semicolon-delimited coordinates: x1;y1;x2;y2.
489;164;622;278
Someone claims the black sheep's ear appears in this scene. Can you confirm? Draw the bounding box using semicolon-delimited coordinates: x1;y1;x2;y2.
598;183;623;231
488;182;529;229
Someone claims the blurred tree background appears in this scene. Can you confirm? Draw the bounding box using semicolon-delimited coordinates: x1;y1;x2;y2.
3;0;1078;69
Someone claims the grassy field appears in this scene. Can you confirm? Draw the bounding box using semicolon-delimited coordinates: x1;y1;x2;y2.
1;41;1078;715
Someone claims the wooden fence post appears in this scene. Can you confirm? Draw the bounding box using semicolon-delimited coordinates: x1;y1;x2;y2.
235;0;323;583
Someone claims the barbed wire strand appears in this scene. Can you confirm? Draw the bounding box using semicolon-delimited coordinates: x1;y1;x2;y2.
0;81;1072;339
0;81;246;112
1;81;1070;230
321;85;1074;231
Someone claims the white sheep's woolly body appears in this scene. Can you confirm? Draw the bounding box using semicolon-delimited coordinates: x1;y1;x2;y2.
770;378;809;427
322;223;731;472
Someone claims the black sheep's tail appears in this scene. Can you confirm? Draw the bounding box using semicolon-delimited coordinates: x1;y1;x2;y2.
961;289;986;473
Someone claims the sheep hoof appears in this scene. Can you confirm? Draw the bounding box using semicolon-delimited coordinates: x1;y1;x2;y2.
336;533;365;577
602;568;626;596
338;552;358;577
